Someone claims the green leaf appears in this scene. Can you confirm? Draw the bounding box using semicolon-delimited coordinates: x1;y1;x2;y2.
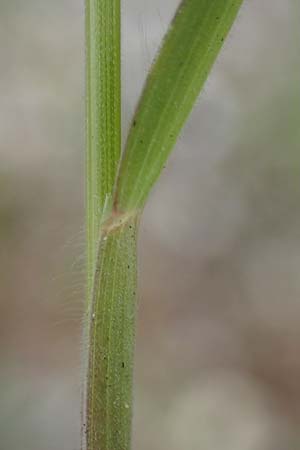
115;0;243;212
86;0;121;293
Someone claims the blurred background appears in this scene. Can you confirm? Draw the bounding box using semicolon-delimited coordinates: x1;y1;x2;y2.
1;1;300;449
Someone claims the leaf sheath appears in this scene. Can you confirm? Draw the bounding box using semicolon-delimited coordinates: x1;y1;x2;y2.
83;213;139;450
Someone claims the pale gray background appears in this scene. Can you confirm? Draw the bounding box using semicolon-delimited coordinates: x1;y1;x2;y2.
1;1;300;449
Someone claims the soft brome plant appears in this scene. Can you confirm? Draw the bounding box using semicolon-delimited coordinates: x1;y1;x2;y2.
82;1;243;449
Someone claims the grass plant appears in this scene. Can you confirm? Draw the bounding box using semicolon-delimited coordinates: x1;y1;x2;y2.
83;1;243;449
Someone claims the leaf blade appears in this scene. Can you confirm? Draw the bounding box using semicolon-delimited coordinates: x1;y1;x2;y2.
115;0;243;212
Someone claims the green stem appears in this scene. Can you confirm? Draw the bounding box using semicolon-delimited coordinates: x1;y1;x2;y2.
84;0;124;448
86;0;121;296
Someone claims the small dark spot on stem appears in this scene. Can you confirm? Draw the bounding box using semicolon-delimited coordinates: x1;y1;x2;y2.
133;120;136;127
122;362;125;368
